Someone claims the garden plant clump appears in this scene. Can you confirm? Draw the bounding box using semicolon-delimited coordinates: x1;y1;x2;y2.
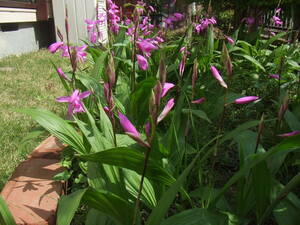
3;0;300;224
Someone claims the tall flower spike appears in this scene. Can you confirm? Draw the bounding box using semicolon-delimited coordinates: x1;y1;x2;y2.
210;66;228;88
48;42;64;53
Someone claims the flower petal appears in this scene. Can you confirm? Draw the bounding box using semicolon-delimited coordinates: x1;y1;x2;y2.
56;96;70;102
79;91;91;99
162;83;175;97
157;98;175;123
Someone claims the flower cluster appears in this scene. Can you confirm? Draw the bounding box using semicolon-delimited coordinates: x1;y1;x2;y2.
48;42;87;63
107;0;121;34
85;17;105;43
194;17;217;33
163;13;185;29
272;8;283;26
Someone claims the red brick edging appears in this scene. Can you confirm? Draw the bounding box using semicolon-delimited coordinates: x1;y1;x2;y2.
1;136;65;225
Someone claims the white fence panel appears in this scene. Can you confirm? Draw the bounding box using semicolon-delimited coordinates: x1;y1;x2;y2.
52;0;108;44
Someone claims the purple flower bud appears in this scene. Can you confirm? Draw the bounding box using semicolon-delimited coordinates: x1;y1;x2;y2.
137;54;149;70
56;68;71;81
118;112;140;138
210;66;228;88
191;97;206;104
118;112;150;148
162;83;175;97
48;42;64;53
278;131;300;137
157;98;175;123
234;96;259;104
224;35;234;45
269;74;280;80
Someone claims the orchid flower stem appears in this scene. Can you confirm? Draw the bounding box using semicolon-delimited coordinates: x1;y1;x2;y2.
112;116;117;147
132;146;152;225
131;11;140;92
214;89;228;156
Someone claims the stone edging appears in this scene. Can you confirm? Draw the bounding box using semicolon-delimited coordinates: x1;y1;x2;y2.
1;136;66;225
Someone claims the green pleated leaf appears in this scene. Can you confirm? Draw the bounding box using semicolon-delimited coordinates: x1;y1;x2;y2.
20;108;86;154
0;196;16;225
80;147;176;185
210;134;300;205
57;189;87;225
124;169;157;208
83;188;134;225
235;54;265;72
129;77;157;126
145;136;219;225
161;208;226;225
182;109;211;123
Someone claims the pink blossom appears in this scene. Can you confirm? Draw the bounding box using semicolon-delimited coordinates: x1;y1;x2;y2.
74;45;87;62
272;16;283;26
48;42;64;53
56;89;91;116
194;17;217;33
137;39;158;56
210;66;228;88
137;54;149;70
234;96;259;104
191;97;206;104
278;131;300;137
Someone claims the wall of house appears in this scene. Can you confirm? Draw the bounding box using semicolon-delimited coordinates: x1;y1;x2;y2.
0;21;54;58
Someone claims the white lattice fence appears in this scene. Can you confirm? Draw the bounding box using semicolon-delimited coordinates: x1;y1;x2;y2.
52;0;108;44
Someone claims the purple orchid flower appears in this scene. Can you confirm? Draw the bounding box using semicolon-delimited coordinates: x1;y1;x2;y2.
162;83;175;97
191;97;206;104
234;96;259;104
137;39;158;57
48;42;64;53
278;131;300;137
56;89;91;116
210;66;228;88
74;45;87;62
137;54;149;70
157;98;175;123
